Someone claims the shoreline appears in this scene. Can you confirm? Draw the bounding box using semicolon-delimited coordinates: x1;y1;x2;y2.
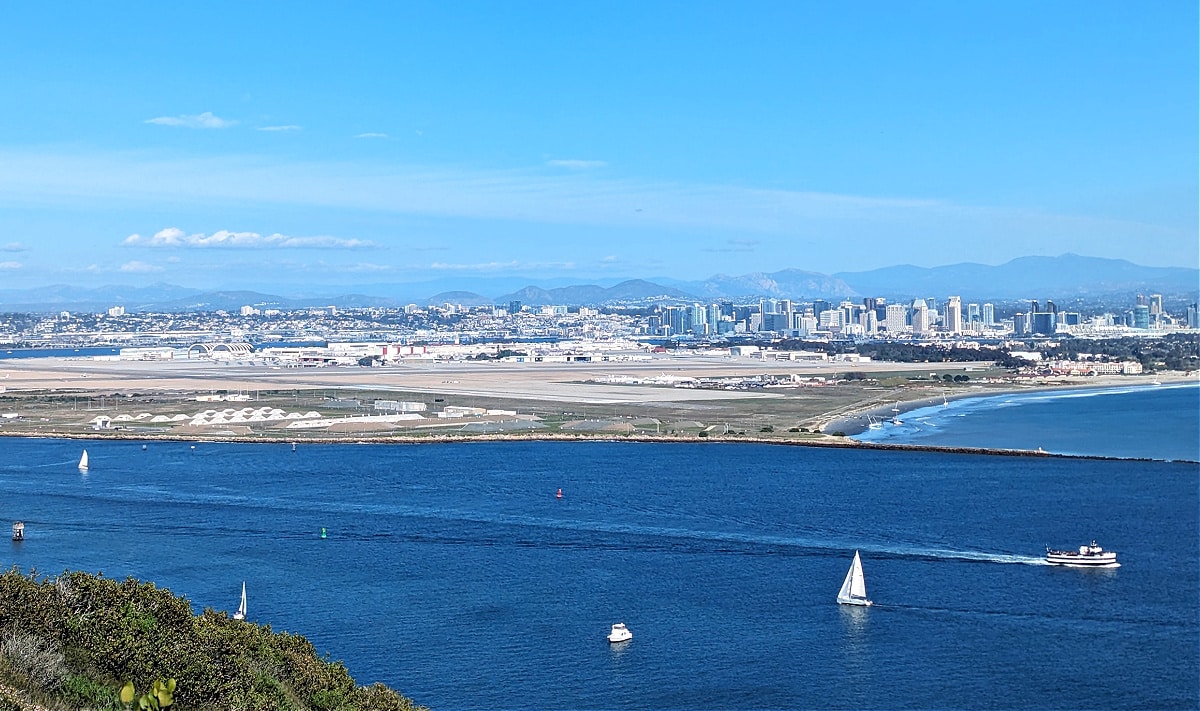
2;427;1195;465
819;374;1199;437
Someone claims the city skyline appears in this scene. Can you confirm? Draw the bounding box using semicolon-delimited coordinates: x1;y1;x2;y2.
1;3;1196;290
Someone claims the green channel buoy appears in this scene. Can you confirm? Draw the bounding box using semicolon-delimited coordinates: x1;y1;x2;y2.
320;527;327;539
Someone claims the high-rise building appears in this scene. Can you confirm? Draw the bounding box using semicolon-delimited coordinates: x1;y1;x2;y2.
812;299;832;318
967;303;980;327
884;303;907;334
945;296;962;334
982;303;995;327
911;300;930;335
840;301;858;330
861;310;878;335
818;309;843;331
1013;312;1029;335
1133;305;1150;329
508;300;522;314
689;305;707;334
1149;294;1163;315
1186;303;1199;329
1031;311;1056;335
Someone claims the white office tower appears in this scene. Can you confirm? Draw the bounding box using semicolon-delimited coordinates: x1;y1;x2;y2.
885;303;908;334
945;296;963;334
819;309;844;331
982;303;995;327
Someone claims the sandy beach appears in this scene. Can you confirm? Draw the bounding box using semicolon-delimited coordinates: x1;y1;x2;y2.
820;372;1199;436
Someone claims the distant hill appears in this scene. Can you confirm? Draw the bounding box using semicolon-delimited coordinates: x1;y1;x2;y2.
681;269;857;300
424;291;493;307
836;254;1200;300
0;282;203;312
0;254;1193;311
494;279;695;306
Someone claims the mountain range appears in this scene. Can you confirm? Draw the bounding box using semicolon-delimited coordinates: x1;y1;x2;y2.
0;255;1194;312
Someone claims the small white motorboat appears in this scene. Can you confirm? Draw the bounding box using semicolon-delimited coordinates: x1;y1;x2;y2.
607;622;632;643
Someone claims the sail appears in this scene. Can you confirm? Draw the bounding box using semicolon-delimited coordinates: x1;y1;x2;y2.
838;550;868;603
78;450;89;470
837;561;855;600
849;551;867;599
237;582;247;618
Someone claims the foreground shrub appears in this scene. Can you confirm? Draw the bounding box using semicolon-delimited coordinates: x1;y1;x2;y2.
0;567;424;710
1;632;68;691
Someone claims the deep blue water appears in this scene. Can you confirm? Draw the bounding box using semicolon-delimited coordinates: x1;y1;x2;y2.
1;438;1196;710
853;382;1200;462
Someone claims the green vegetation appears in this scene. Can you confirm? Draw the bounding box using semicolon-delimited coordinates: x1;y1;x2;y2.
0;568;423;711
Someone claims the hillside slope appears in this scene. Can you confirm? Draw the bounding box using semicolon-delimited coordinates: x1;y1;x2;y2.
0;568;424;711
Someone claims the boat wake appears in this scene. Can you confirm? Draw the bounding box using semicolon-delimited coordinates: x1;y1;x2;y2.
878;546;1050;566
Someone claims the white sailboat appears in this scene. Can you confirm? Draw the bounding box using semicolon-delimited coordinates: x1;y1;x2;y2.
837;550;872;606
233;582;247;620
78;449;89;471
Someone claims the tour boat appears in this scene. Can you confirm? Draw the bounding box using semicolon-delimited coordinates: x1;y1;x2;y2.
837;550;872;606
1045;541;1119;567
233;582;247;620
607;622;632;643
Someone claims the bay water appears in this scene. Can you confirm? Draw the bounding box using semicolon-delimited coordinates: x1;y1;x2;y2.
852;382;1200;462
1;433;1197;708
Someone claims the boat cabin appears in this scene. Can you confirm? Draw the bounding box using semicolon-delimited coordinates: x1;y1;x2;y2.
12;521;24;541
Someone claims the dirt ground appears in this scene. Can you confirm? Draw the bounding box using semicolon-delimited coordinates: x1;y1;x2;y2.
0;356;1182;443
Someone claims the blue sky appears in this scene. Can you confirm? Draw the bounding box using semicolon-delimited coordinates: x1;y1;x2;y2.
0;2;1195;291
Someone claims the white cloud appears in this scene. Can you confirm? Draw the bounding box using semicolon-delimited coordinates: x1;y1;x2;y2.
547;159;607;170
145;112;237;129
258;125;302;132
354;132;389;139
122;227;376;250
2;242;25;252
119;260;163;273
0;261;21;270
335;262;393;272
